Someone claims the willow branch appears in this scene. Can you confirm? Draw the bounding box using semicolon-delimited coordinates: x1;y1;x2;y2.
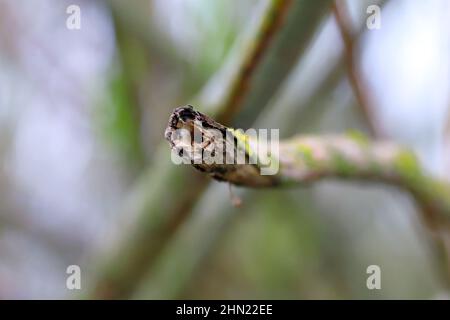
166;106;450;225
445;103;450;179
332;0;385;138
197;0;331;127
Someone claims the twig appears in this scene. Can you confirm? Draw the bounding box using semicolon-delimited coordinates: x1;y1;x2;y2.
445;103;450;179
166;107;450;289
332;0;385;138
166;106;450;224
332;0;450;287
88;0;329;299
132;2;397;298
135;103;450;299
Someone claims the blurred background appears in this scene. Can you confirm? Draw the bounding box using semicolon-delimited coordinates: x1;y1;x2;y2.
0;0;449;299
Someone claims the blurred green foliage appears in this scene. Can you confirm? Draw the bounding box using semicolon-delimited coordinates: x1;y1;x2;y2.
96;71;144;167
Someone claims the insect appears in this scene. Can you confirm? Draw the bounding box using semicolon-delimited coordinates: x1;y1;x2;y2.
164;105;276;188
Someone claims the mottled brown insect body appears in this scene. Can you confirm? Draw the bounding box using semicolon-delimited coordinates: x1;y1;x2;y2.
164;105;276;187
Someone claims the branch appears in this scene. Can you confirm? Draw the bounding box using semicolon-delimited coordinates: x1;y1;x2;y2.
332;0;386;138
197;0;331;127
166;106;450;224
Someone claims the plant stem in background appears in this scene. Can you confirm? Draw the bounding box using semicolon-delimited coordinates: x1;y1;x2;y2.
166;106;450;223
333;0;450;287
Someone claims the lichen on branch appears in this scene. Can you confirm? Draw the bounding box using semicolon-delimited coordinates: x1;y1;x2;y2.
166;105;450;222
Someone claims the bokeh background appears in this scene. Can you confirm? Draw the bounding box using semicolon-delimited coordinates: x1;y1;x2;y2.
0;0;449;299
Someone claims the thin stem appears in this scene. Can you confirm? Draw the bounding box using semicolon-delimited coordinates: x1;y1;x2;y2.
216;0;294;124
332;0;385;138
88;0;322;299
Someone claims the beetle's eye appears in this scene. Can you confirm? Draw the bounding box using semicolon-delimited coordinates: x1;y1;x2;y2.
178;108;195;122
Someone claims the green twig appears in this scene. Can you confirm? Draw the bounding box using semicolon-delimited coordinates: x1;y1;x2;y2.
162;106;450;295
